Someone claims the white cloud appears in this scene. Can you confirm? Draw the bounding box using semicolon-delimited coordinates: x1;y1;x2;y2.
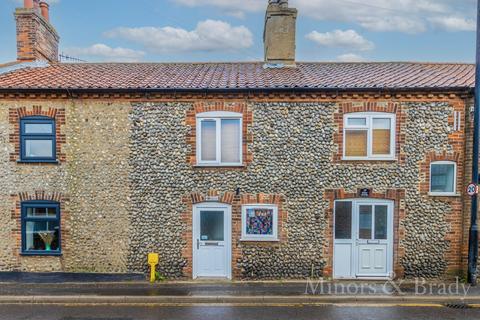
337;53;367;62
306;29;374;51
172;0;476;33
428;16;476;32
104;20;254;53
66;44;146;62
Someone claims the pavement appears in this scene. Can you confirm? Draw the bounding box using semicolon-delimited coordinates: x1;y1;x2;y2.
1;280;480;306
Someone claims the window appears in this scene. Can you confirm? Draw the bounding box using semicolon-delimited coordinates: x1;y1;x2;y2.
196;112;242;166
21;201;61;255
241;205;278;241
343;113;395;160
430;161;457;195
20;116;56;162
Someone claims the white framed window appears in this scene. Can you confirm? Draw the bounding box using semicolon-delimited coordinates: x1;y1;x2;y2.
241;204;278;241
430;161;457;196
196;111;242;166
343;112;396;160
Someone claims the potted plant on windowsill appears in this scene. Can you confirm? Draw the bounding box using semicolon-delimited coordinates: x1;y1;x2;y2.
38;232;54;251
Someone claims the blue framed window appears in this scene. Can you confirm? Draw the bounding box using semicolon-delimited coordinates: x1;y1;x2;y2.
20;116;56;162
21;201;61;255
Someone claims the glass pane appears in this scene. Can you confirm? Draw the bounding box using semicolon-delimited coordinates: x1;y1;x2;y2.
245;208;274;235
25;123;53;134
374;205;388;240
24;220;60;251
25;139;53;158
221;119;241;163
431;164;455;193
335;201;352;239
345;130;367;157
26;207;56;217
347;118;367;126
200;120;216;161
200;211;224;241
358;205;372;239
372;118;391;155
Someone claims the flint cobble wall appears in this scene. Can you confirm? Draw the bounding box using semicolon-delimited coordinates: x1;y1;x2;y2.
128;100;467;279
0;97;470;279
0;101;131;273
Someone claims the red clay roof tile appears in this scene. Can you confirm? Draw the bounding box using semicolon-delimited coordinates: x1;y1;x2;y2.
0;62;474;91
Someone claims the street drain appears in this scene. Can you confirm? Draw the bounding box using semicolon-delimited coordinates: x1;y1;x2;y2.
444;302;470;309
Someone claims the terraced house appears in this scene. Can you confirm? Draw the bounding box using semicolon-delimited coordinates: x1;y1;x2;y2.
0;0;477;280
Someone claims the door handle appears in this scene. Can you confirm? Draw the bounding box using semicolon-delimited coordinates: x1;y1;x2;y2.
197;239;200;250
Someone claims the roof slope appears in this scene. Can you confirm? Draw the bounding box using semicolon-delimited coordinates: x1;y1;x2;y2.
0;62;475;91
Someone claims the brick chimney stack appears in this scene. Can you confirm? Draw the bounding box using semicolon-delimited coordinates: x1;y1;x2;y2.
264;0;297;67
15;0;59;63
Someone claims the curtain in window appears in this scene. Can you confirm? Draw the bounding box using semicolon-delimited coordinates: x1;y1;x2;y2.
372;118;391;155
345;130;367;157
201;120;216;161
221;119;241;163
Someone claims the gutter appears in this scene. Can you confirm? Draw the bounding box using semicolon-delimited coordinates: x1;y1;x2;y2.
0;86;474;97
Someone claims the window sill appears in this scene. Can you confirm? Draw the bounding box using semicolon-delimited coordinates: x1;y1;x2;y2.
342;157;397;161
240;238;279;242
20;251;62;256
194;164;245;168
428;192;461;197
17;160;59;165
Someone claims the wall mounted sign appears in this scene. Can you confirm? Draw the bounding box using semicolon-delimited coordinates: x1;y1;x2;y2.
466;183;479;197
205;195;220;202
359;188;371;198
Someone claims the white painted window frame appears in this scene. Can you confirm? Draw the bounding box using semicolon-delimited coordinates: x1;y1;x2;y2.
429;161;458;196
196;111;243;166
241;204;279;241
343;112;396;160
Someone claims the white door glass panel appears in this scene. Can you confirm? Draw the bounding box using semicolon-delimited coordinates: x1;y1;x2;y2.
335;201;352;239
221;119;240;163
200;211;224;241
374;205;388;240
25;140;53;157
200;120;217;161
431;164;455;193
358;205;372;239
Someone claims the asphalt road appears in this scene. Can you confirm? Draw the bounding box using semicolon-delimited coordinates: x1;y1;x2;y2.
0;304;479;320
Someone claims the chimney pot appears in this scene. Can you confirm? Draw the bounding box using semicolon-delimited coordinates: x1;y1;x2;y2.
39;1;49;21
24;0;34;9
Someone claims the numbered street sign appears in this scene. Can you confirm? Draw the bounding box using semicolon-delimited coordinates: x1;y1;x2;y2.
466;183;479;197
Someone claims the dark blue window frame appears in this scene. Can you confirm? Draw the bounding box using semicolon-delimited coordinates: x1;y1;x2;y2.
20;116;57;163
21;201;61;256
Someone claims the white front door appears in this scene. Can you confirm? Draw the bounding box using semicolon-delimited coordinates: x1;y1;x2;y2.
333;199;393;279
193;203;231;279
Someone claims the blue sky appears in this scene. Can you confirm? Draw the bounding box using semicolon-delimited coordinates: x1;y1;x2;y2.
0;0;477;63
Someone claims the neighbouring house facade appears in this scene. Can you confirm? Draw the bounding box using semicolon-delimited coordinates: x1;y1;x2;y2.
0;0;477;280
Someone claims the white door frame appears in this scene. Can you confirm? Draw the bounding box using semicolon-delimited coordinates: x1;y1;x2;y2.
192;202;232;279
333;198;394;279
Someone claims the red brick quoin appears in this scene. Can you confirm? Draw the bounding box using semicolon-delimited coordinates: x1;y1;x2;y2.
186;101;253;167
181;190;285;279
9;106;66;163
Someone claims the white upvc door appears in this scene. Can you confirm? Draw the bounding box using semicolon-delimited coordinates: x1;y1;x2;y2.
333;199;393;279
193;203;232;279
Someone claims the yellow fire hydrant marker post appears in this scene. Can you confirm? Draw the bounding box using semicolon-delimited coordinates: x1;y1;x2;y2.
148;253;159;283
